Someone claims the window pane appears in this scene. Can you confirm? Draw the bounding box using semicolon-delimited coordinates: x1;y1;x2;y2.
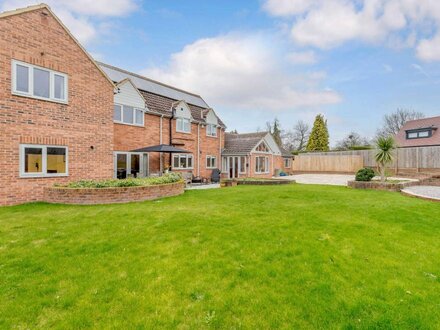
180;157;187;168
117;154;127;179
24;147;42;173
419;131;429;137
408;132;417;139
240;157;246;172
114;105;122;121
33;68;50;98
54;74;65;100
123;106;134;124
16;64;29;93
188;156;193;168
47;147;66;174
131;154;140;178
184;120;190;132
135;109;143;125
173;155;180;168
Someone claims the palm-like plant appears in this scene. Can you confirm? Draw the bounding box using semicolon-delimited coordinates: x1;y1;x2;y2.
375;136;395;182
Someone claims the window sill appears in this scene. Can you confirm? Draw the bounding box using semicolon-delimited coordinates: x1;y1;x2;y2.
172;168;194;170
114;121;144;128
12;91;68;105
176;130;191;134
20;173;69;178
206;135;218;138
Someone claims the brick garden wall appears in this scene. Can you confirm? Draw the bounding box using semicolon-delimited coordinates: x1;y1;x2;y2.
0;8;114;206
44;182;184;205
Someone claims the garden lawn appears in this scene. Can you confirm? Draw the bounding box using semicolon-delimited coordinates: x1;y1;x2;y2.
1;184;440;329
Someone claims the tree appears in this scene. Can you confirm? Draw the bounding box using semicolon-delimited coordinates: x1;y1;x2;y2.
336;131;370;150
306;114;329;151
375;136;395;182
377;109;424;138
266;118;283;146
283;120;310;152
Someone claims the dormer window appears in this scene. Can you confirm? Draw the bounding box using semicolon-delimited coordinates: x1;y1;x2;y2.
176;118;191;133
206;124;217;137
406;128;434;139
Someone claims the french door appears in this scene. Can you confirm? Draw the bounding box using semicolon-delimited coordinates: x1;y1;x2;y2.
223;156;246;179
114;152;148;179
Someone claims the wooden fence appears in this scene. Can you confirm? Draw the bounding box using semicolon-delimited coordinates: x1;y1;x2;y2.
298;146;440;173
292;155;363;173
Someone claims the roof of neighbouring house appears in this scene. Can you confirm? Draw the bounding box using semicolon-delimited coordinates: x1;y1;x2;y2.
223;132;269;154
98;62;225;127
395;116;440;147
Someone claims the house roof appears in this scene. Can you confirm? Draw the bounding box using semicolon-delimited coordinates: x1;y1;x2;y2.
98;62;226;128
98;62;208;108
395;116;440;147
223;132;269;154
0;4;114;87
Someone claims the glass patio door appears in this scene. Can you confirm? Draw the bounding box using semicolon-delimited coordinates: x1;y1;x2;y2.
227;156;240;179
114;152;148;179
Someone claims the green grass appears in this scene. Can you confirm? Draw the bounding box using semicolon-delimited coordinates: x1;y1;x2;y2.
1;184;440;329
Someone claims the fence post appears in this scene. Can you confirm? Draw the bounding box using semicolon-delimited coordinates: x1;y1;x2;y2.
416;148;420;173
395;149;399;175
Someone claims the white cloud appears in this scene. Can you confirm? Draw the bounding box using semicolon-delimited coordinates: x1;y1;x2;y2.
262;0;440;61
0;0;138;44
287;50;317;64
142;33;341;112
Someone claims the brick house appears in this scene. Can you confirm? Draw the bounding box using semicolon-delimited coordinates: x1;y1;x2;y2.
0;4;227;206
395;116;440;148
0;4;115;206
222;132;293;179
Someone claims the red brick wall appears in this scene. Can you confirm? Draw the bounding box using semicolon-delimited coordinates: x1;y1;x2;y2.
114;115;225;180
0;8;114;206
44;182;184;205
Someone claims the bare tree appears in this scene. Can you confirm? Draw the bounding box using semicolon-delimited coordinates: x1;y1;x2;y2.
283;120;310;152
336;131;370;150
377;109;424;138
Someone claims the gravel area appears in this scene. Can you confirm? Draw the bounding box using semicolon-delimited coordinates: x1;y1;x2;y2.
279;174;355;186
402;186;440;201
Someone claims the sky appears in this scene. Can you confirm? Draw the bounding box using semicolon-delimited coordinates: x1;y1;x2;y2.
2;0;440;145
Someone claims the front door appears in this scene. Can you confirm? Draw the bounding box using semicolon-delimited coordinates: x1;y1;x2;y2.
114;152;148;179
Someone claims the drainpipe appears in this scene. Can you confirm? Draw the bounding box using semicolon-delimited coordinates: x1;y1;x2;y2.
197;123;200;177
160;115;163;173
169;108;175;146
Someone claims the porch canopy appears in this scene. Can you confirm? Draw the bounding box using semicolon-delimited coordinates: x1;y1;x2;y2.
131;144;189;153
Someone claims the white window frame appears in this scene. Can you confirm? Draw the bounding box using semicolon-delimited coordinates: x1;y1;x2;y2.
255;156;269;174
206;155;217;169
19;144;68;178
113;103;144;127
12;60;68;104
172;154;194;170
206;124;217;137
239;156;247;174
113;152;148;179
284;158;292;168
176;118;191;133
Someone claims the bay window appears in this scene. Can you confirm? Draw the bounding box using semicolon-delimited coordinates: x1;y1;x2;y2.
172;154;193;169
20;144;68;177
12;60;68;103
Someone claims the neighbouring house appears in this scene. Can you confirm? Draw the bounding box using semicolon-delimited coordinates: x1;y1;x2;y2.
395;116;440;148
0;4;226;206
222;132;293;179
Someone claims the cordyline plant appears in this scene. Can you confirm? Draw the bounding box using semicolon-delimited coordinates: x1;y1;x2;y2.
375;136;395;182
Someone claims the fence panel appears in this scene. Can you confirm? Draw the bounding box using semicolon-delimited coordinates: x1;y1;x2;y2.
292;155;363;173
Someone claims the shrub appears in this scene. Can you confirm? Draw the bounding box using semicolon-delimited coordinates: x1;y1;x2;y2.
57;173;183;188
355;168;375;182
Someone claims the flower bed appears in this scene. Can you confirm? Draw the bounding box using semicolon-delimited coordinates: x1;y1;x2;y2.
44;174;184;205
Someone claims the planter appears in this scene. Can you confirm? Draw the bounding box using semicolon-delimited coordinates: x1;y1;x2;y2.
44;182;184;205
224;180;238;187
348;180;419;192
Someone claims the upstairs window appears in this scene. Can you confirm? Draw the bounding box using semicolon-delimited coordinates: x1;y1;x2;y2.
406;129;433;139
176;118;191;133
172;154;193;169
256;142;269;152
206;124;217;137
12;60;68;103
114;104;144;126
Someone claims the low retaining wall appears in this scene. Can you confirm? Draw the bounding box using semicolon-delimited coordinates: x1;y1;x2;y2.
237;179;294;185
347;180;419;192
44;182;185;205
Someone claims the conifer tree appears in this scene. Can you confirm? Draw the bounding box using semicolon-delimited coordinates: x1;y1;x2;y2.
306;114;329;151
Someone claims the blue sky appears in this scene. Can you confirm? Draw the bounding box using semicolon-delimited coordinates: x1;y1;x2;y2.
2;0;440;145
